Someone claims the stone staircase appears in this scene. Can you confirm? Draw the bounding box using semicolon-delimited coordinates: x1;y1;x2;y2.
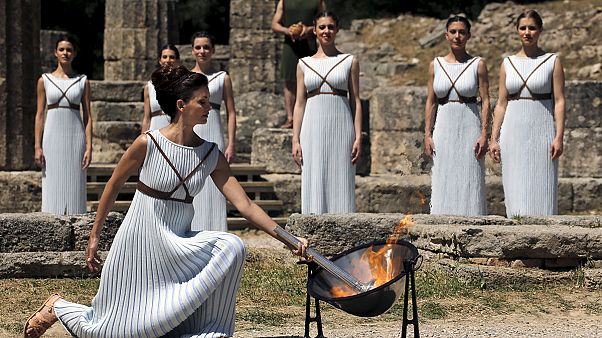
86;163;287;229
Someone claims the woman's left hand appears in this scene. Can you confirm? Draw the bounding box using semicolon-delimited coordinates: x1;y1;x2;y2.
82;149;92;169
292;236;312;260
224;145;235;163
351;139;361;164
474;135;488;160
550;137;563;160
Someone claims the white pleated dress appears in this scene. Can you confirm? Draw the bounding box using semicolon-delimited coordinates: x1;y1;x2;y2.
299;54;356;214
500;53;558;217
41;73;87;214
148;81;172;130
430;57;487;215
54;130;245;338
192;71;228;231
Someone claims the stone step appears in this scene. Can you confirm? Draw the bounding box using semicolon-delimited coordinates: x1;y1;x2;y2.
90;80;146;102
91;101;144;122
87;181;275;195
87;163;268;181
227;217;288;230
87;199;284;212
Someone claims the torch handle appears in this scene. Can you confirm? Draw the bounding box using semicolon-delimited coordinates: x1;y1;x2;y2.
274;227;369;293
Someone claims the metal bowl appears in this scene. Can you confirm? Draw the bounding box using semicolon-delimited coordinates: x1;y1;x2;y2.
307;239;419;317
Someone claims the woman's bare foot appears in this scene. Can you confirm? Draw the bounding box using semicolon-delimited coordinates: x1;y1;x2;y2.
23;293;61;338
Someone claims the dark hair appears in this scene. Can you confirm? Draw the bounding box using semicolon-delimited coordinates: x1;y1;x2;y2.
446;16;471;33
55;34;78;50
190;31;215;48
516;9;543;30
158;44;180;60
313;11;340;28
151;65;208;118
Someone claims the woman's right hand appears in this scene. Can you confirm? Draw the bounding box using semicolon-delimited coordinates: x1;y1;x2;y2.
424;136;435;158
34;147;45;168
292;142;303;167
85;235;103;273
489;141;501;163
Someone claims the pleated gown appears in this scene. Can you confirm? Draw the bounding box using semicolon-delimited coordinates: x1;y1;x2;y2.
148;81;171;130
41;73;87;214
500;53;558;217
192;71;228;231
299;54;356;214
430;57;487;215
54;130;246;338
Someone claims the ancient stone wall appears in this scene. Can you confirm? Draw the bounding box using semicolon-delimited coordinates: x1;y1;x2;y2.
0;0;40;170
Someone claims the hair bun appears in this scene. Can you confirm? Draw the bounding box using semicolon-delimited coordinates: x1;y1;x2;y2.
151;65;191;95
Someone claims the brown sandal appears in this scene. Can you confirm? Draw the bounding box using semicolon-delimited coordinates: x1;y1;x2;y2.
23;293;61;338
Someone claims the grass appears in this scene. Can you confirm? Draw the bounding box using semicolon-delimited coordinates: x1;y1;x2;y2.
1;256;601;336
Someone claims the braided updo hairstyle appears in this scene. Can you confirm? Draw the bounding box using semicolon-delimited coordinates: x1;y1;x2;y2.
151;65;208;118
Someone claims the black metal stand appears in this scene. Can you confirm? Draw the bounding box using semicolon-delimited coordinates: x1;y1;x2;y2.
302;262;325;338
401;265;420;338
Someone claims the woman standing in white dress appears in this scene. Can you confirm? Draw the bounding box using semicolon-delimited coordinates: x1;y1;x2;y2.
23;65;307;338
190;31;237;231
292;11;362;214
34;35;92;214
424;16;490;215
489;10;566;217
141;44;180;132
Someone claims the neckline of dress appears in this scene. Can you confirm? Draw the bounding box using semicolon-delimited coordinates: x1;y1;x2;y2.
46;73;82;80
438;56;477;64
310;53;347;60
511;53;550;59
156;130;206;150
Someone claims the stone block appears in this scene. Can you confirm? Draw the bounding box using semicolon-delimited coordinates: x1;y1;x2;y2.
262;174;301;216
90;80;146;102
91;101;144;122
510;259;543;268
572;178;602;213
370;131;430;175
92;139;127;164
229;29;280;60
544;258;582;268
485;175;505;216
0;171;41;213
104;28;159;60
72;212;124;251
228;58;279;94
104;59;158;81
0;251;108;278
565;81;601;129
355;175;431;214
252;128;298;174
92;121;139;163
0;213;72;252
230;0;276;30
370;86;426;132
105;0;159;29
584;268;602;290
559;128;601;178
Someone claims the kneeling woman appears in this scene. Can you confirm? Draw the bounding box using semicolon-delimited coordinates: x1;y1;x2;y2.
23;65;307;338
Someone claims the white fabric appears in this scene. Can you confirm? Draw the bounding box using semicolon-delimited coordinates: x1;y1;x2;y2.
192;71;227;231
500;53;558;217
299;54;356;214
147;81;171;130
41;73;87;214
430;57;487;215
54;130;245;337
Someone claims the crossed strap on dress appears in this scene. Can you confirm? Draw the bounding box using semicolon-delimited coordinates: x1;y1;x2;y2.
43;74;85;110
506;54;555;101
208;71;226;110
137;131;216;204
300;54;352;98
435;57;479;105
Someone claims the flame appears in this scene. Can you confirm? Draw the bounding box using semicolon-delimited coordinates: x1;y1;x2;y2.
329;215;414;298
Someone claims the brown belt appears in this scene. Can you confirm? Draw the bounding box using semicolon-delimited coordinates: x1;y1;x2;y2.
210;103;221;110
437;95;477;105
307;88;348;98
137;180;194;204
507;92;552;101
47;102;80;110
150;110;164;118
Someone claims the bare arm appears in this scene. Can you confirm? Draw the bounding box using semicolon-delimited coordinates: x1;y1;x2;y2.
489;61;508;163
222;73;237;163
348;57;362;164
550;56;566;160
141;84;151;133
81;79;93;169
424;61;437;158
211;154;306;253
34;77;46;168
86;135;148;272
475;58;490;159
292;63;307;166
271;0;290;36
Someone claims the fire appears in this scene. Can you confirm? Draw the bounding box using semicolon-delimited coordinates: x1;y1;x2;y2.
329;215;414;298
